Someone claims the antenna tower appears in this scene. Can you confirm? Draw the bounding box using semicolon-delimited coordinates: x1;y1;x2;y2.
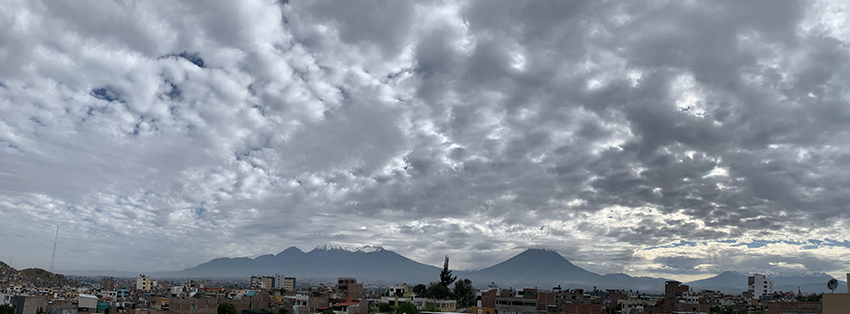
50;226;58;272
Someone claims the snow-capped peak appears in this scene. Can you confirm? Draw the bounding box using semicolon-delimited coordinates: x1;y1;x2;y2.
354;245;385;253
312;244;386;253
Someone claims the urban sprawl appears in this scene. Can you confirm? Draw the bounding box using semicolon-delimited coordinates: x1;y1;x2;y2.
2;262;850;314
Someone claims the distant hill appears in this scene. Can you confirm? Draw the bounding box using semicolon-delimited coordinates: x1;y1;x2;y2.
686;271;845;294
60;246;669;292
176;245;443;284
1;262;79;288
455;249;667;291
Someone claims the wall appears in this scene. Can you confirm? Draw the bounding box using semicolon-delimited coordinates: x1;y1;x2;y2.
823;293;850;314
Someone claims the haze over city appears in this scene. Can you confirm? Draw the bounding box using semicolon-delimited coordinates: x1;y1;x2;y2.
2;0;850;284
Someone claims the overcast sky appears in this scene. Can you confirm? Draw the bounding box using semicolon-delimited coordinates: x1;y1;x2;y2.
2;0;850;282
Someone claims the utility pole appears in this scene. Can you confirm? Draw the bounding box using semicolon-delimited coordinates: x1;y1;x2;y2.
50;226;58;272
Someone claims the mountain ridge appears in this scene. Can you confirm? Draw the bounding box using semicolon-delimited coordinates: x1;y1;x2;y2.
56;246;845;293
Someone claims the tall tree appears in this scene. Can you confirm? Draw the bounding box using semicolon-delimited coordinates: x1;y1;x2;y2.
439;255;457;287
0;304;15;314
453;279;474;308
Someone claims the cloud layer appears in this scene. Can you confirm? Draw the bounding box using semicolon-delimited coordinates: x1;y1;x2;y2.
2;0;850;280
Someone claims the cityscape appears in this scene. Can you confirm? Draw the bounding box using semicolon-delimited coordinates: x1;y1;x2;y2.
3;0;850;314
2;246;850;314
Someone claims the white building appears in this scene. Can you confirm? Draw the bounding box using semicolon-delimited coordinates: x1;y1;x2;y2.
79;294;98;311
748;273;773;299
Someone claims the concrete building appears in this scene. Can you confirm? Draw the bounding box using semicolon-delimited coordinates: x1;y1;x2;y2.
78;294;98;313
9;296;48;314
273;274;295;291
168;292;269;314
388;285;409;297
748;273;773;299
337;278;363;299
470;307;495;314
283;277;296;292
664;281;689;299
116;289;131;300
494;289;545;314
425;300;457;312
136;275;154;291
100;278;115;291
251;276;274;290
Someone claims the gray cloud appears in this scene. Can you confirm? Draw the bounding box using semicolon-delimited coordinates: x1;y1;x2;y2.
1;0;850;279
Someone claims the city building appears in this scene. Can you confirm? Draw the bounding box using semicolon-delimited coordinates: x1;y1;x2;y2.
251;276;274;290
79;294;98;312
9;296;47;314
101;277;115;291
426;299;457;312
336;278;363;299
388;284;409;297
283;277;296;292
748;273;774;299
136;275;155;291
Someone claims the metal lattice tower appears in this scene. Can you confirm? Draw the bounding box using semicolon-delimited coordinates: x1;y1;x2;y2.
50;226;58;272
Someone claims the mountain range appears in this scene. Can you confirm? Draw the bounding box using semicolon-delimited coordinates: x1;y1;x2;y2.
58;245;846;294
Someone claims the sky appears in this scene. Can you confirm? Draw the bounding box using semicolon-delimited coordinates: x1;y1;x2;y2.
1;0;850;282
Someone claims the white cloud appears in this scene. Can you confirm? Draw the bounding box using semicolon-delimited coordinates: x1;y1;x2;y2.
0;0;850;283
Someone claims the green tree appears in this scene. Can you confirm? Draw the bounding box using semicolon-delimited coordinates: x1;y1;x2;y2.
439;256;457;287
378;303;392;312
412;284;427;296
427;282;453;300
278;308;289;314
453;279;474;307
0;304;15;314
322;310;334;314
218;303;236;314
397;302;417;314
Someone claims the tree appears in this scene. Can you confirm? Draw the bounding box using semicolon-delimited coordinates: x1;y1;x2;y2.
322;310;334;314
0;304;15;314
453;279;474;308
427;282;452;300
439;256;457;287
378;303;392;313
412;284;427;296
278;308;290;314
398;302;417;314
218;303;236;314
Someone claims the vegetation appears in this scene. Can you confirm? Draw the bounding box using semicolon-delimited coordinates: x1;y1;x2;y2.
412;284;427;296
806;293;823;302
453;279;475;307
0;304;15;314
397;302;417;314
218;303;236;314
426;281;452;300
278;308;289;314
378;303;392;312
439;256;457;287
322;310;334;314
